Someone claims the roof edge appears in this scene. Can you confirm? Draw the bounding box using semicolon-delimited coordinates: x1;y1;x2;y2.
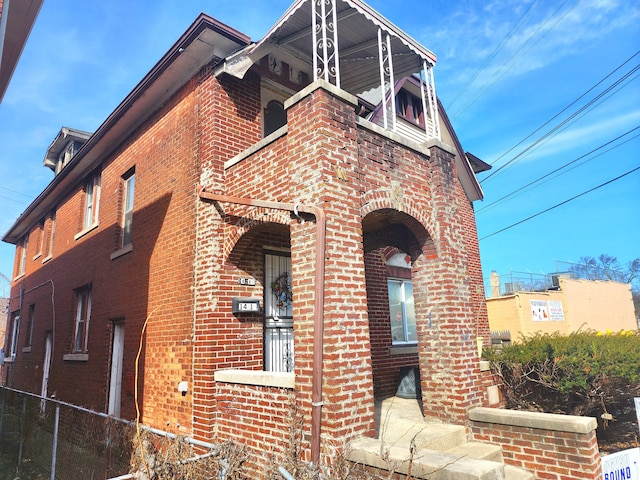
3;13;251;245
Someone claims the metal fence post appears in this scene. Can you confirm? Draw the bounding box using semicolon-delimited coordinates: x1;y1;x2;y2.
51;403;60;480
18;396;26;469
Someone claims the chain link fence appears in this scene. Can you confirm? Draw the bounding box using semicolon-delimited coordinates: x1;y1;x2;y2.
0;387;244;480
0;387;133;479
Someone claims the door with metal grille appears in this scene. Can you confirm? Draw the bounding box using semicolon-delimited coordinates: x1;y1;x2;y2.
264;253;294;372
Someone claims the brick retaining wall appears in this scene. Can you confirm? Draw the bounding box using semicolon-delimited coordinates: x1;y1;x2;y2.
469;407;601;479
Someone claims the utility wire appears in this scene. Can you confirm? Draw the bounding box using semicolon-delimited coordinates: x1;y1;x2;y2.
446;0;542;110
486;49;640;168
494;68;640;169
481;60;640;183
477;125;640;214
479;166;640;241
451;0;580;119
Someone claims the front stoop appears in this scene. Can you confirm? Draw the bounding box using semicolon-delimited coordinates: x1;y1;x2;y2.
348;397;534;480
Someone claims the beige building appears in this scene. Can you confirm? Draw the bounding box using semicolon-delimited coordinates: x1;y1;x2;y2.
486;274;637;342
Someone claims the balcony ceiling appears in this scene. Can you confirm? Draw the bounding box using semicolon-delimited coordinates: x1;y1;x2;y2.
223;0;436;95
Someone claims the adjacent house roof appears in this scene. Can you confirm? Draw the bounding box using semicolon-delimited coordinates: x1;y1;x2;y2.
0;0;43;103
43;127;93;171
2;13;250;244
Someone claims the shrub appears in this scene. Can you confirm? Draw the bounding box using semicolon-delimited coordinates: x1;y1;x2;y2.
484;330;640;417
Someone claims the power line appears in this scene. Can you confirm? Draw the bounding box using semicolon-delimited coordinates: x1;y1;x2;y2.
486;49;640;169
451;0;581;120
481;59;640;183
446;0;542;110
476;125;640;214
479;166;640;241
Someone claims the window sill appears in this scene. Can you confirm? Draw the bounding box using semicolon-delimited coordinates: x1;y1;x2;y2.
389;344;418;355
42;255;52;264
110;244;132;260
63;353;88;362
22;346;31;353
3;357;15;364
214;369;295;389
74;223;99;241
13;272;25;281
33;253;42;261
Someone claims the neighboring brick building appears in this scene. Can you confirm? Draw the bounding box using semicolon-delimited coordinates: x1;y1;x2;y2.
2;0;493;472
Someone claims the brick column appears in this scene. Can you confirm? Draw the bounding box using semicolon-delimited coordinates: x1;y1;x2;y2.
285;80;377;457
413;143;485;423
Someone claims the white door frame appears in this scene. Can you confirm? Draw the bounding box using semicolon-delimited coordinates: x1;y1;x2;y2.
40;332;53;412
108;323;125;417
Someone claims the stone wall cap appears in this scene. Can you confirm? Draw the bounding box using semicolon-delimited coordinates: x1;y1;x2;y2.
285;78;358;110
469;407;597;434
214;368;295;389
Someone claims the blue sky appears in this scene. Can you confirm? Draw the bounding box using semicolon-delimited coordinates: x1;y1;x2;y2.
0;0;638;297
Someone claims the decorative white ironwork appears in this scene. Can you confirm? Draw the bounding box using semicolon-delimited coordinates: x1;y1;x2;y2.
312;0;340;87
377;29;397;132
424;60;440;140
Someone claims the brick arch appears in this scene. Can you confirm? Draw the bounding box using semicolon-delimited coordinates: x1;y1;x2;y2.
361;190;438;262
222;209;293;261
360;188;437;245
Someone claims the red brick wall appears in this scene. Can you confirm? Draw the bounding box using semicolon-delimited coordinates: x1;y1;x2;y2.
215;383;296;477
6;75;201;433
470;418;601;479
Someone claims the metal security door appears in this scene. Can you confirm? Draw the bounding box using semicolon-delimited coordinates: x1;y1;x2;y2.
264;253;294;372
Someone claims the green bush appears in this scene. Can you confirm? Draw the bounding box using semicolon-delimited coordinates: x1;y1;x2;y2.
484;330;640;417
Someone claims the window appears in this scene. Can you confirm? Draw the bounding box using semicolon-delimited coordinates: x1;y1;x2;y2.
264;100;287;137
122;172;135;247
17;237;27;277
83;174;101;230
34;221;44;259
44;211;56;259
73;287;92;352
24;304;35;348
56;140;81;174
396;90;424;128
8;312;20;358
388;279;417;344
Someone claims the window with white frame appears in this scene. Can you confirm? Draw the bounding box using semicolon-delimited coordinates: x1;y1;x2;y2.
45;211;56;259
56;141;81;174
83;174;101;230
17;237;27;277
73;286;92;352
8;312;20;358
388;279;417;344
122;171;135;247
35;221;44;258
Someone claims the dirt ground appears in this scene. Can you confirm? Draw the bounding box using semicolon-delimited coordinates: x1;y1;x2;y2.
597;397;640;455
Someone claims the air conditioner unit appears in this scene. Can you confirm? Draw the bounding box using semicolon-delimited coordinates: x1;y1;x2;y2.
504;282;524;294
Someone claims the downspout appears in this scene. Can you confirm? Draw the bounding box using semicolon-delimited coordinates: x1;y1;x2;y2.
198;189;326;465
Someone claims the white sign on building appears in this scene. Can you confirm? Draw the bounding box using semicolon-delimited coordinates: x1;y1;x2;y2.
601;447;640;480
548;300;565;321
530;299;549;321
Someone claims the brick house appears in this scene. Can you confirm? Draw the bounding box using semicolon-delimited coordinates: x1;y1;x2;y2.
2;0;494;471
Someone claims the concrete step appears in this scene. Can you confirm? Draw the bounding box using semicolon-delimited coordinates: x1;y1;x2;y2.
504;465;535;480
446;441;504;463
379;417;468;452
350;436;508;480
363;397;536;480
